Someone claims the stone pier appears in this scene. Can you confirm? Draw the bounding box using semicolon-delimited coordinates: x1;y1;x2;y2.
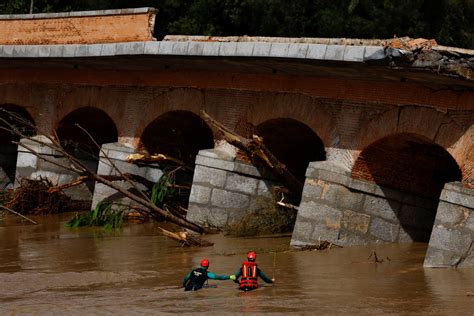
290;161;439;247
186;149;276;228
15;136;97;201
91;143;163;209
424;182;474;268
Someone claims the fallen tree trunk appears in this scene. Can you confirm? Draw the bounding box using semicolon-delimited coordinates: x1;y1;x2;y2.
0;115;209;235
201;110;304;195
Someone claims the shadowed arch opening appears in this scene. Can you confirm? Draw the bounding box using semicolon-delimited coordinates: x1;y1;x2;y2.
140;111;214;166
0;104;36;189
256;118;326;183
352;133;462;241
56;107;118;160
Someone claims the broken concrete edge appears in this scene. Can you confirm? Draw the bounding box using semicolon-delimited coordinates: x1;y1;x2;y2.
0;7;158;20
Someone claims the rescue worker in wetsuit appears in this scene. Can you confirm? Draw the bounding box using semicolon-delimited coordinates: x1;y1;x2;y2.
232;251;275;291
182;258;233;291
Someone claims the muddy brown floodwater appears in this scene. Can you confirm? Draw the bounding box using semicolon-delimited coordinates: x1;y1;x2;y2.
1;214;473;315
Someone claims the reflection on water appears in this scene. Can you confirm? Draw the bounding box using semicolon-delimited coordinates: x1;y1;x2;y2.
1;214;473;314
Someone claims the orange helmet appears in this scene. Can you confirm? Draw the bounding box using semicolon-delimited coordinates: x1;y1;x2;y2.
247;251;257;261
200;259;210;268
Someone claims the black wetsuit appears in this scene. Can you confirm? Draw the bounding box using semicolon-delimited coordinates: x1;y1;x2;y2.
183;267;208;291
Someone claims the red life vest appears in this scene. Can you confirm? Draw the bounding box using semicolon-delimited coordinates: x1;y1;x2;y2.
239;261;258;290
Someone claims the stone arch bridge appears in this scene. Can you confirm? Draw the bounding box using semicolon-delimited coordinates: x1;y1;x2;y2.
0;8;472;268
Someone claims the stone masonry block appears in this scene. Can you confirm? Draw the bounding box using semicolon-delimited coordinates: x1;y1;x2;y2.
466;212;474;231
74;45;89;57
288;44;308;58
435;201;469;226
324;45;345;60
186;205;211;226
299;201;342;229
16;152;37;168
305;166;319;179
302;178;324;200
211;189;249;209
311;222;340;242
363;195;399;222
318;169;350;186
363;46;385;60
195;155;235;172
202;42;220;56
219;42;237;56
257;180;274;198
235;42;254;56
193;165;227;188
225;173;258;195
196;155;235;171
441;189;474;209
2;46;14;57
337;186;365;211
188;185;212;205
269;43;290;57
337;230;370;246
158;41;174;54
233;161;264;177
144;41;160;55
343;45;365;62
428;226;472;255
49;45;64;57
423;245;462;268
208;208;229;227
342;209;370;234
252;43;271;57
291;220;314;243
38;45;51;57
370;217;399;242
172;41;189;55
349;178;376;194
63;45;81;57
306;44;327;59
187;41;204;55
100;43;116;56
321;182;339;202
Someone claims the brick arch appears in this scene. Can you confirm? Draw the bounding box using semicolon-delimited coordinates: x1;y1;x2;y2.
56;106;118;159
140;110;214;166
352;133;462;199
0;104;36;187
132;88;205;143
352;106;469;178
247;93;333;148
256;118;326;182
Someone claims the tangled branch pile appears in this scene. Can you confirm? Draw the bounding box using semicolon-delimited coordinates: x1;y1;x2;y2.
1;178;85;215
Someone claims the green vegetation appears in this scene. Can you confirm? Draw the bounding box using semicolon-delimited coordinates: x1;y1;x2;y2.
1;0;473;48
65;201;124;230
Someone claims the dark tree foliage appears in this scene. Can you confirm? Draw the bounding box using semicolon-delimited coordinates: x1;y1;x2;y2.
1;0;472;48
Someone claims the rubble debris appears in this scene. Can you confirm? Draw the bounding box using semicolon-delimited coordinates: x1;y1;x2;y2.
366;37;474;80
1;178;86;215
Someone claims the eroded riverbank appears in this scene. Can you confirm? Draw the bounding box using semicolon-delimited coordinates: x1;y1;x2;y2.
1;214;473;314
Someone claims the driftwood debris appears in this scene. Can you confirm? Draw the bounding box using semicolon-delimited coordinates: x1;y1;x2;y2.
0;110;212;247
127;153;193;172
201;110;303;196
